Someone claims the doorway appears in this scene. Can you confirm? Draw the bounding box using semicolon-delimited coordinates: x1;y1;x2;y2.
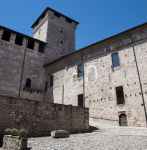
119;114;128;126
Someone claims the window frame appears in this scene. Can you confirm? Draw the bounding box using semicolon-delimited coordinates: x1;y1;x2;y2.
77;63;84;78
78;94;84;107
111;52;120;68
45;81;48;92
49;75;54;87
116;86;125;105
25;78;31;89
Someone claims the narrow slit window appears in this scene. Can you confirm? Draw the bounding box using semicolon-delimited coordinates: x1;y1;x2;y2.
1;30;11;41
27;39;35;49
15;35;23;46
49;75;54;87
45;82;48;92
111;52;120;68
116;86;125;104
25;78;31;89
78;94;84;107
39;43;45;53
77;64;84;78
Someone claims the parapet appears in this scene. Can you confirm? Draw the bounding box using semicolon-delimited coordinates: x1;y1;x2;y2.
31;7;79;29
0;25;46;53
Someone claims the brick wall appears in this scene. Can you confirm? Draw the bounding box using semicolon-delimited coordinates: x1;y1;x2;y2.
0;95;89;137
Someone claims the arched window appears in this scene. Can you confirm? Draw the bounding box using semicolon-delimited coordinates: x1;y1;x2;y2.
119;114;128;126
25;78;31;88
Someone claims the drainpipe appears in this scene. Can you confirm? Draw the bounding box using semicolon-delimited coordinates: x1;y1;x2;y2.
82;52;85;107
130;34;147;125
18;39;28;98
62;85;64;104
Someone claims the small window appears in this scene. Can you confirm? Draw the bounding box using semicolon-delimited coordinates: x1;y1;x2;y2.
1;30;11;41
60;40;64;45
60;30;64;33
45;82;48;92
39;43;45;53
116;86;125;104
78;94;84;107
15;35;23;46
77;64;84;78
27;39;35;49
49;75;54;87
111;52;120;68
25;78;31;88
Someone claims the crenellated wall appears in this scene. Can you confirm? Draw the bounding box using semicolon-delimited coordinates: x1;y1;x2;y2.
0;27;46;101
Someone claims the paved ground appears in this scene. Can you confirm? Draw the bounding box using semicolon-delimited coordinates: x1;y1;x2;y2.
28;123;147;150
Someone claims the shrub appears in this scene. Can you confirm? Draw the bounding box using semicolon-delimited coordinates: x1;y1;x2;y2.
5;128;12;135
19;128;28;138
11;128;19;136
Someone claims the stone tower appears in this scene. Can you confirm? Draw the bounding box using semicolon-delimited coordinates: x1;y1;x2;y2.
31;7;79;62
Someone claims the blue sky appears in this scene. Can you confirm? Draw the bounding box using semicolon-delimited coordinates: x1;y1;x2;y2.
0;0;147;49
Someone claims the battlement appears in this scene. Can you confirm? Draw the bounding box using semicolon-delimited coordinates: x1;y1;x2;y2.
0;25;46;53
31;7;79;29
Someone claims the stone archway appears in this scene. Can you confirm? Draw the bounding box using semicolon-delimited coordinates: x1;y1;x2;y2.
119;114;128;126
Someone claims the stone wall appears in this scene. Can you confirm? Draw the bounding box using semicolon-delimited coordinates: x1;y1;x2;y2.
0;27;46;101
0;95;89;137
45;24;147;127
32;8;77;63
0;7;78;101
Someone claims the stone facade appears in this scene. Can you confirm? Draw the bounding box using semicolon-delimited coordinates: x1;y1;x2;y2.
0;6;147;127
0;7;78;101
45;23;147;127
0;95;89;136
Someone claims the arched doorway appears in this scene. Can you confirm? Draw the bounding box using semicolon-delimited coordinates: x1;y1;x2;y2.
119;114;128;126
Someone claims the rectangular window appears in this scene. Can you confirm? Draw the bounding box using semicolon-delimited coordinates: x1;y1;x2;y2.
49;75;54;87
111;52;120;68
15;35;23;46
77;64;84;78
116;86;125;104
45;82;48;92
39;43;45;53
27;39;35;49
2;30;11;41
78;94;84;107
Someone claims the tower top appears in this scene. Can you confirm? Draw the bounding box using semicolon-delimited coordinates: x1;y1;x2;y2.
31;7;79;28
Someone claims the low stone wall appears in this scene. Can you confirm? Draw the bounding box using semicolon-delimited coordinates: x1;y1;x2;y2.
0;95;89;137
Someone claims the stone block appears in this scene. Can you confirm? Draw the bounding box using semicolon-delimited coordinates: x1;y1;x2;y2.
51;130;69;138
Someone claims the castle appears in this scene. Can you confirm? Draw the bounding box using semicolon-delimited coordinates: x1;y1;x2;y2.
0;7;147;128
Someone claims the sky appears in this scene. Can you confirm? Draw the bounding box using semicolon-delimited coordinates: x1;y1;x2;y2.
0;0;147;49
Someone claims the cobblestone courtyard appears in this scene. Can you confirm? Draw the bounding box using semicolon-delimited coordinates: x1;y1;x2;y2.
28;123;147;150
